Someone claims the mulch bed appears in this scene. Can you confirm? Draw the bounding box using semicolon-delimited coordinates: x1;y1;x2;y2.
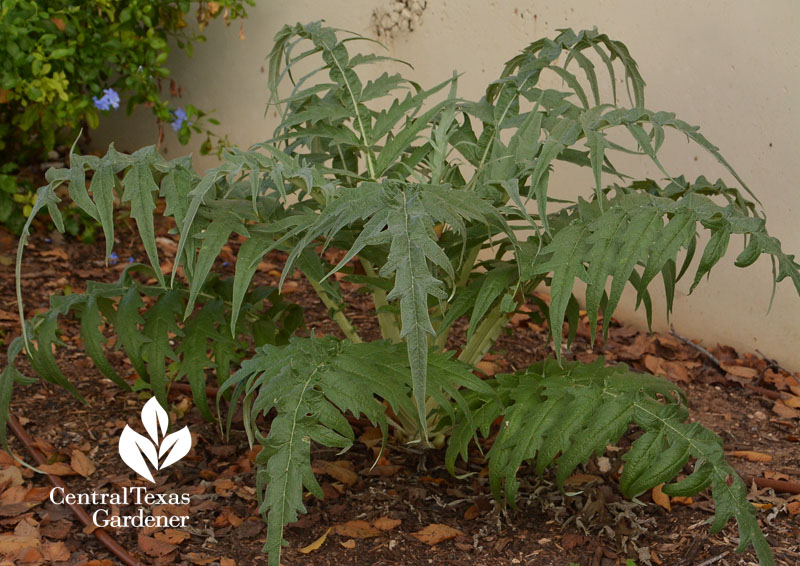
0;221;797;566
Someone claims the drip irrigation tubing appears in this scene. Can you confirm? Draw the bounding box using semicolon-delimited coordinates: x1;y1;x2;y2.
7;414;140;566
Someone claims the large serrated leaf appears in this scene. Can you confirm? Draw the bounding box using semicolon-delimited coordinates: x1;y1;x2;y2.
185;208;249;317
80;295;130;391
532;223;589;357
177;300;227;420
121;161;164;287
141;291;184;406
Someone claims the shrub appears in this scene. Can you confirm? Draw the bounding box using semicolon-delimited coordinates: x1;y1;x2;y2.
0;0;252;234
0;0;253;161
4;22;798;566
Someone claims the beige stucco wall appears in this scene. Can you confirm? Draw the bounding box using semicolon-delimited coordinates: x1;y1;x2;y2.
93;0;800;369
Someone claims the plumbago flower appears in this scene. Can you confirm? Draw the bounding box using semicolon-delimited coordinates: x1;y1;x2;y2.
119;398;192;483
92;88;120;111
170;107;191;131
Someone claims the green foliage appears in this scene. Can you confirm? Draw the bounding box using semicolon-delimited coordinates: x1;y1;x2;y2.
3;22;797;566
0;170;34;234
220;336;486;558
0;0;251;163
445;359;772;563
3;145;304;426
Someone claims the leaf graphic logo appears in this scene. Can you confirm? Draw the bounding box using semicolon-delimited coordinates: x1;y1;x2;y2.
118;397;192;483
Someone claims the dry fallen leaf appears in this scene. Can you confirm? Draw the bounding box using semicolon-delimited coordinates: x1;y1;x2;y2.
180;552;217;565
652;483;671;511
333;520;380;539
214;508;243;528
154;529;190;545
787;501;800;515
644;356;690;384
137;533;177;557
596;456;612;473
12;546;42;563
37;462;76;476
213;478;235;497
729;450;773;463
643;355;664;375
411;523;463;546
476;360;498;376
14;517;39;539
41;541;70;562
0;502;41;517
299;527;331;554
0;484;27;504
0;535;39;554
373;517;401;531
358;427;383;449
316;461;358;486
220;559;236;566
281;280;299;294
721;364;759;379
563;473;603;487
70;449;95;478
773;400;800;419
650;548;664;565
23;487;51;504
340;539;356;549
39;248;69;261
784;395;800;409
0;467;23;489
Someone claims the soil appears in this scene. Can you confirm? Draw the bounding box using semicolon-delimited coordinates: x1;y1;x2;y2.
0;222;797;566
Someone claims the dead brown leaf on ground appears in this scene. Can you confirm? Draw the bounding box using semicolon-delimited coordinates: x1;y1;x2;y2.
70;449;95;478
773;400;800;419
36;462;75;476
314;460;358;486
154;529;190;545
652;484;671;511
137;533;177;558
372;517;401;531
333;520;380;539
0;535;39;554
299;527;331;554
729;450;773;463
411;523;464;545
40;541;70;561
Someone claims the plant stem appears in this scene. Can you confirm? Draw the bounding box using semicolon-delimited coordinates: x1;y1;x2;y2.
433;325;450;350
456;244;481;288
458;305;509;366
306;278;362;343
360;258;401;343
432;244;481;351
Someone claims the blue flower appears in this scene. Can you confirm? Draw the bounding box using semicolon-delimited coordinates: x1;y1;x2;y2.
92;95;110;111
93;88;120;111
170;107;191;131
109;251;119;265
